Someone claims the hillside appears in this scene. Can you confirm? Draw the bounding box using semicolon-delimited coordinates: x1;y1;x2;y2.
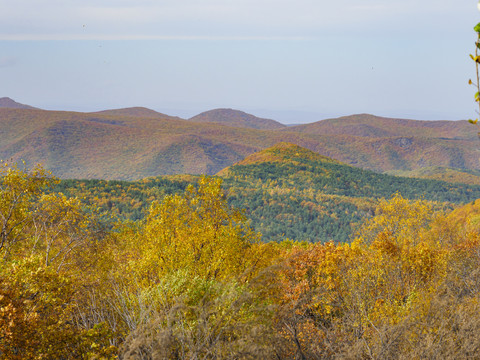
189;108;286;130
54;143;480;243
220;143;480;203
0;97;38;109
280;113;478;173
285;113;474;139
219;143;480;241
7;157;480;359
0;108;268;179
217;142;339;176
1;107;479;179
90;107;181;120
387;167;480;186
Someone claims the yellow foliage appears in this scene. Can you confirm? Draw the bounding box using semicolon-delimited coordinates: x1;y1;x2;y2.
4;161;480;358
0;256;83;359
273;193;455;349
0;161;55;258
357;193;435;247
126;176;265;284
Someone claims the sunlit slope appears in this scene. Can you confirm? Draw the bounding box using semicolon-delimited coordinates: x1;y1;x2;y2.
219;142;480;203
387;167;480;186
218;143;480;241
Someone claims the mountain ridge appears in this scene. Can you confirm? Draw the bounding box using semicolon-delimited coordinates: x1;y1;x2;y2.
90;107;183;120
0;106;478;180
189;108;286;130
285;113;473;139
0;97;38;110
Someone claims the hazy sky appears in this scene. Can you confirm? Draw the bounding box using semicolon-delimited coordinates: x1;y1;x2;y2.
0;0;478;123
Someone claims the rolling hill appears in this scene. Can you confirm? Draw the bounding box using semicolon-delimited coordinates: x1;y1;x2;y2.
219;142;480;241
284;113;475;139
386;167;480;186
280;113;479;173
189;108;286;130
90;107;182;120
220;143;480;203
0;97;38;110
54;143;480;242
0;107;280;179
0;106;479;180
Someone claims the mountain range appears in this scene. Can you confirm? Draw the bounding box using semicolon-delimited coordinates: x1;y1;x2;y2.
0;97;478;181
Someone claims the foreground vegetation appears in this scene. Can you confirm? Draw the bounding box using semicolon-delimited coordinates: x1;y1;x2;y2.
2;161;480;359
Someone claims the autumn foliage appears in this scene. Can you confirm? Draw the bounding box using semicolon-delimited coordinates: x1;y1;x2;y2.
2;163;480;359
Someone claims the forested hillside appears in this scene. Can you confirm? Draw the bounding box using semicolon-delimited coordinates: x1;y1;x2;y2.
3;161;480;359
1;106;479;179
387;166;480;185
53;143;480;243
1;1;477;358
221;143;480;241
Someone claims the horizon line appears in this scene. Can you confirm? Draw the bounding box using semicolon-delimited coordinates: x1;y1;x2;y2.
0;34;314;41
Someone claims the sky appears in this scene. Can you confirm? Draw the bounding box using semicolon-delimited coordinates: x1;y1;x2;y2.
0;0;479;123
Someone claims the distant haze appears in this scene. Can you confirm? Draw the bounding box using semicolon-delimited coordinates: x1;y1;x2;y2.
0;1;478;123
